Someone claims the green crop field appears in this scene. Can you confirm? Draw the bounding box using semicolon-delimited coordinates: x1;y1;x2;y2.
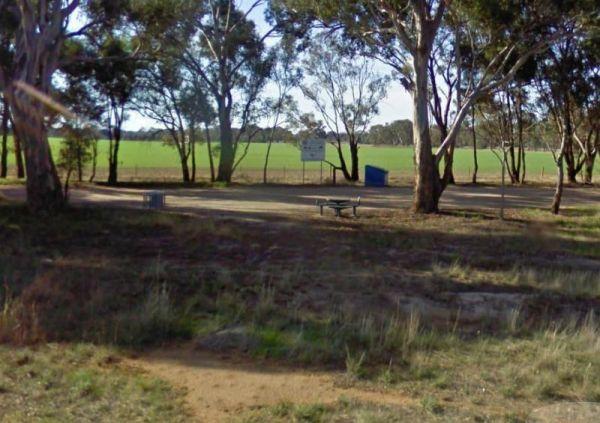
5;138;557;181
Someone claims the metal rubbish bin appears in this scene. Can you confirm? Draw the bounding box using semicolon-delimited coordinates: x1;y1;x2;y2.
365;165;389;187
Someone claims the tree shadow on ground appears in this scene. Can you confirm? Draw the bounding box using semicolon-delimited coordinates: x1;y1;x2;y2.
0;202;598;347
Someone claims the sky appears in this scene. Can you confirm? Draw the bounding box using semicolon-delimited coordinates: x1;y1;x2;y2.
122;1;414;131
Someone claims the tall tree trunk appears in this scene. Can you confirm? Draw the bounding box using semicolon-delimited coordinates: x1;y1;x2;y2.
413;48;440;213
471;106;478;184
508;148;519;183
521;143;527;183
583;155;595;184
216;103;234;183
173;130;191;183
583;130;597;184
108;133;120;185
506;89;519;184
9;97;64;212
335;138;351;181
552;121;569;214
14;129;25;179
63;167;73;202
263;137;273;184
565;143;578;183
561;95;578;184
500;151;506;220
0;98;9;178
551;155;564;215
441;141;456;187
349;141;359;182
190;125;197;183
443;145;456;185
3;1;72;212
77;145;83;182
89;139;98;183
515;91;525;183
438;124;455;186
180;158;191;182
178;139;191;183
107;102;123;186
205;124;215;183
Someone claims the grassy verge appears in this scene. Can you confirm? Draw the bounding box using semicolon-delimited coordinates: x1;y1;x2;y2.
0;178;24;186
210;291;600;420
239;314;600;421
0;202;598;420
0;344;187;422
240;399;420;422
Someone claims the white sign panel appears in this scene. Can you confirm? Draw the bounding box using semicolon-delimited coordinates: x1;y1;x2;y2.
301;139;326;162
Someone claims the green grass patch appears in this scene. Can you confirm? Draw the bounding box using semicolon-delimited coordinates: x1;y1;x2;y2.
240;398;416;423
2;137;558;178
0;344;187;421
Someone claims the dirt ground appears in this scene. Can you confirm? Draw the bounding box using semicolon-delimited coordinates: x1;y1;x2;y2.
1;183;599;221
2;183;599;421
127;346;410;422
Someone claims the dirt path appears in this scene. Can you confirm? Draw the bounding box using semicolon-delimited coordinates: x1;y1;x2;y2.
1;184;599;221
127;346;410;422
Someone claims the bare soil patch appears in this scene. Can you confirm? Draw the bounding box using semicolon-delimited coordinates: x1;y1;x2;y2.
128;346;411;422
1;184;599;222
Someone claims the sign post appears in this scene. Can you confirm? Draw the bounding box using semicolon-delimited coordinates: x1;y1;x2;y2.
302;162;305;184
320;161;323;184
300;139;326;184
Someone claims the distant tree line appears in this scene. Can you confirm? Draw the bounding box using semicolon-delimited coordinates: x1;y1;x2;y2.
86;117;567;154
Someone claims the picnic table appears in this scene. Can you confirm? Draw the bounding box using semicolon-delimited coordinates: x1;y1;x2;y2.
316;197;361;217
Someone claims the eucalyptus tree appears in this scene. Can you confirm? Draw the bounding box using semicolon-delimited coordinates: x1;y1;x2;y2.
181;0;276;183
262;42;300;184
90;37;142;186
59;62;104;182
428;17;463;185
0;8;14;179
300;34;389;182
57;123;99;192
534;29;599;212
0;16;22;179
504;85;527;184
534;30;593;184
477;85;535;184
560;37;599;184
0;98;8;178
136;59;214;183
0;0;79;211
181;77;216;182
568;36;600;184
577;92;599;184
0;0;156;211
271;0;590;212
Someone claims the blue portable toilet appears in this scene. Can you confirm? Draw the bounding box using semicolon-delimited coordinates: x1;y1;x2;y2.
365;165;389;187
